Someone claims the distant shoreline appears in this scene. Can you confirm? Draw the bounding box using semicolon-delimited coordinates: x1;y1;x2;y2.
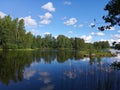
0;48;116;57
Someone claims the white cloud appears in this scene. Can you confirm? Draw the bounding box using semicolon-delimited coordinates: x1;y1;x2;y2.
109;39;115;42
64;18;77;26
40;19;51;25
97;38;118;46
80;35;92;43
20;16;37;27
117;39;120;42
118;30;120;33
44;32;51;35
106;39;120;46
108;39;115;45
28;29;40;36
91;32;95;35
41;2;55;12
110;34;120;45
91;32;105;36
39;12;52;19
73;24;84;28
96;32;104;36
109;27;115;30
54;35;58;39
0;11;7;18
39;12;52;25
64;1;72;5
100;39;107;41
113;34;120;39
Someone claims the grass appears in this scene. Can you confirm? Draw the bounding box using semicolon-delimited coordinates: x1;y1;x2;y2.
0;48;114;57
95;52;112;57
78;50;112;57
0;48;41;51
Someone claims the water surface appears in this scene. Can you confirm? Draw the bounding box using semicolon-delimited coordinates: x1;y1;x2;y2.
0;50;120;90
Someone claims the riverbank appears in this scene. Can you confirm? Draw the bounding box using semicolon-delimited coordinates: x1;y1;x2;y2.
78;50;115;57
0;48;40;51
0;48;116;57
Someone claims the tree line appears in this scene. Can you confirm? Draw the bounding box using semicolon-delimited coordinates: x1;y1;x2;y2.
0;15;110;50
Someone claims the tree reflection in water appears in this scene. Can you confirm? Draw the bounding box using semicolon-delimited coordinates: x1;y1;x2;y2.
0;50;83;85
0;50;119;90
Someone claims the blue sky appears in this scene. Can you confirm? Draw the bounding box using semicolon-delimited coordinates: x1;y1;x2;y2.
0;0;119;44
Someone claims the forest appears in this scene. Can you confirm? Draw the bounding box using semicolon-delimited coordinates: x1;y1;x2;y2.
0;15;110;50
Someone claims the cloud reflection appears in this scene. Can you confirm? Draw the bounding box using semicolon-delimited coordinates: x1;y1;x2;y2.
23;69;36;80
39;72;50;76
38;71;51;84
81;58;90;61
98;67;114;73
64;71;77;79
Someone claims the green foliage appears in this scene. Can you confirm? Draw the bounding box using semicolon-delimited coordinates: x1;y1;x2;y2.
0;16;35;49
99;0;120;30
57;35;67;48
0;15;110;50
93;41;110;51
115;43;120;50
36;35;42;48
74;38;85;50
43;34;55;48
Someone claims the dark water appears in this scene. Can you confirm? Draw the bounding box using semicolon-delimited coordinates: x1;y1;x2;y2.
0;50;120;90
